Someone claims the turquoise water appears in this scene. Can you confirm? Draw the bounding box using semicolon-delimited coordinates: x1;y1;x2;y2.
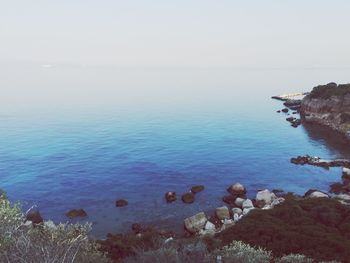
1;67;350;237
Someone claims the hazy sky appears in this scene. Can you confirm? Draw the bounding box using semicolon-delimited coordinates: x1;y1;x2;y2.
1;0;350;68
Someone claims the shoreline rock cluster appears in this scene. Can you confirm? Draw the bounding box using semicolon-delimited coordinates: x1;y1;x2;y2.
183;184;285;236
291;155;350;168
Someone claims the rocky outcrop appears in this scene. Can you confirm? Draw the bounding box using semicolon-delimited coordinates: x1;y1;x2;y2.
291;155;350;168
300;82;350;138
184;212;207;233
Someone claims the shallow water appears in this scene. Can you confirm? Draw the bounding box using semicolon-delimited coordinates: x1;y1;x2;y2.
1;66;350;237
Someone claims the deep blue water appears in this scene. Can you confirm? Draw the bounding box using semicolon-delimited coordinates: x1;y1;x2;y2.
1;67;350;237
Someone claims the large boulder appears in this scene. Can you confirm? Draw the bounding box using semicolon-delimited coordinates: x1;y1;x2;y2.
304;189;329;199
227;183;246;196
182;192;195;203
234;197;245;207
256;189;277;208
215;206;230;220
242;199;254;209
165;192;177;203
184;212;207;234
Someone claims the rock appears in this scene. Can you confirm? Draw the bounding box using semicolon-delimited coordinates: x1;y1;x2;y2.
222;195;236;205
282;108;289;113
182;192;195;203
243;207;255;215
215;206;230;220
204;221;216;231
184;212;207;234
291;155;350;168
342;168;350;182
65;209;87;219
300;83;350;138
286;117;296;122
330;182;345;194
304;189;329;198
116;199;128;207
234;197;245;207
256;189;277;208
277;110;281;113
227;183;246;196
131;223;142;234
165;192;177;203
270;197;285;207
191;185;205;194
242;199;254;209
26;209;43;224
334;193;350;202
232;207;243;215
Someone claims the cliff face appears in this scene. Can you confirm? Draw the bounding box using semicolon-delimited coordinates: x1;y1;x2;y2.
300;83;350;138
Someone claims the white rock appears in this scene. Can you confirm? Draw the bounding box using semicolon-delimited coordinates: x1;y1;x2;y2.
216;206;230;220
164;237;173;244
232;207;243;215
233;213;242;222
256;189;277;208
343;167;350;176
334;194;350;201
308;191;329;198
270;197;285;208
227;183;246;195
184;212;207;234
234;197;245;207
204;221;216;231
242;199;254;209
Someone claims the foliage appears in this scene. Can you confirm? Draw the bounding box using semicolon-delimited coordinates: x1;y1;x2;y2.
0;193;111;263
213;241;272;263
216;198;350;262
308;83;350;99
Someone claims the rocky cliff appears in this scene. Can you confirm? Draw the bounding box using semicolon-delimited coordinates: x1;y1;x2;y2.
300;82;350;138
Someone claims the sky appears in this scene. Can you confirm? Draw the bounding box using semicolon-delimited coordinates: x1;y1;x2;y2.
1;0;350;68
1;1;350;115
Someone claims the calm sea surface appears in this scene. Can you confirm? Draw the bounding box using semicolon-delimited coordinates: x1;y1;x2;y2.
1;66;350;237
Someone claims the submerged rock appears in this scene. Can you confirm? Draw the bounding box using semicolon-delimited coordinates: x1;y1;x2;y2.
182;192;195;204
165;192;177;203
116;199;128;207
191;185;205;194
184;212;207;234
65;209;87;219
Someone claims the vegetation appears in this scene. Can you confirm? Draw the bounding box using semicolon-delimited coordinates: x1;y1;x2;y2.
1;190;345;262
308;82;350;99
0;192;111;263
216;197;350;262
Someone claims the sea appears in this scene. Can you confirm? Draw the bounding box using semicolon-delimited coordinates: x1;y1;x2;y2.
1;65;350;237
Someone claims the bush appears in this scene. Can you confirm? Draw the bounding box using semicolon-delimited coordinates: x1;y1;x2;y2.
0;194;110;263
308;83;350;99
213;241;272;263
216;198;350;262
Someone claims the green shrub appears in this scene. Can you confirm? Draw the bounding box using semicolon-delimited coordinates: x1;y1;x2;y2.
216;198;350;262
308;83;350;99
0;194;110;263
214;241;272;263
